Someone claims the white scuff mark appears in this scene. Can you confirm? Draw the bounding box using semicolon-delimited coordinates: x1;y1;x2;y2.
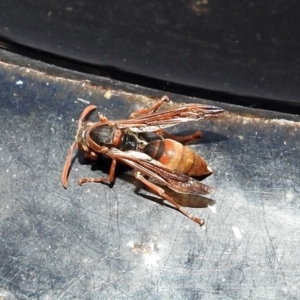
127;240;161;269
232;226;242;239
286;190;294;200
77;98;90;104
208;204;216;213
126;240;135;248
16;80;23;85
144;250;160;268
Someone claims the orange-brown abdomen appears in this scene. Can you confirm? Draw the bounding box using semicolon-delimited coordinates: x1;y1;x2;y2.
143;139;212;177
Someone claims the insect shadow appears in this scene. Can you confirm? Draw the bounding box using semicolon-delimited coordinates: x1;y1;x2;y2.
77;152;216;211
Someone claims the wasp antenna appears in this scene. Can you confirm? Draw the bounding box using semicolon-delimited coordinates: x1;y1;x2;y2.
62;105;96;188
62;141;78;188
78;105;97;129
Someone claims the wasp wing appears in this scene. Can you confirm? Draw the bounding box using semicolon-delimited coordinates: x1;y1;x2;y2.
113;103;224;132
106;148;213;195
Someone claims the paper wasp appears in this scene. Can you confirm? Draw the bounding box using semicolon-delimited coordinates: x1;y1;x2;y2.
62;96;225;225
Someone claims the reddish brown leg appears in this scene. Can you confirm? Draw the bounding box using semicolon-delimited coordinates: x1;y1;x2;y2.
97;114;115;125
134;171;204;226
129;95;169;119
78;159;117;185
154;129;202;143
62;141;78;188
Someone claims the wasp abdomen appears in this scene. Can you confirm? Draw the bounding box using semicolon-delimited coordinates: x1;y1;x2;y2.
143;139;212;177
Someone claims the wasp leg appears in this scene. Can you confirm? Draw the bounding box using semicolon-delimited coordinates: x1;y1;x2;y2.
83;151;98;160
62;141;78;188
78;159;117;185
97;114;115;125
129;95;169;118
134;171;204;226
154;129;202;142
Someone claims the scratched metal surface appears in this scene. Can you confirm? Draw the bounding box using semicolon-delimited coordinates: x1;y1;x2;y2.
0;58;300;300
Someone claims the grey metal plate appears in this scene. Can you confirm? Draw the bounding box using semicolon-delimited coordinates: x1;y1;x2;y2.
0;58;299;299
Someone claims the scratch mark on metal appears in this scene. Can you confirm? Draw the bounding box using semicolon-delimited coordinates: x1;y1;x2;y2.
77;98;90;104
232;226;243;239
